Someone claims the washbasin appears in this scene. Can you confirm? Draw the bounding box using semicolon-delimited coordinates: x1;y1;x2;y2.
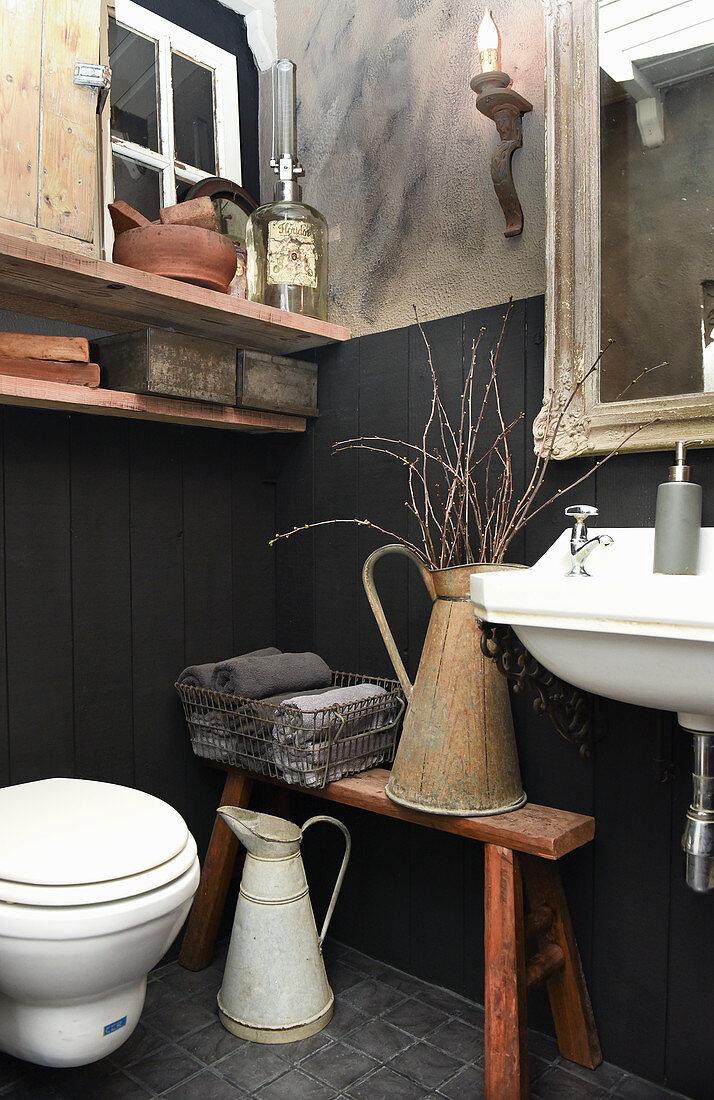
470;527;714;893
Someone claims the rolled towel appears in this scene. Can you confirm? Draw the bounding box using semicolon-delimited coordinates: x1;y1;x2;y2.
178;647;280;690
213;651;332;699
272;683;399;787
177;662;216;689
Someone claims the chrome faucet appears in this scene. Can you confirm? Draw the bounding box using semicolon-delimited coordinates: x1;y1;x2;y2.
564;505;614;577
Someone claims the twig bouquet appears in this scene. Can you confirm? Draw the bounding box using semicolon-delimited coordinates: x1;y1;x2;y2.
271;301;645;568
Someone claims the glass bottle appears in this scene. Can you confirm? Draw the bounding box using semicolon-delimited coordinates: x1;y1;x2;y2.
247;59;328;321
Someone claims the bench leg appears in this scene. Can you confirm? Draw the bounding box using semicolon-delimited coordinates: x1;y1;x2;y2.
521;855;602;1069
179;770;253;971
484;843;529;1100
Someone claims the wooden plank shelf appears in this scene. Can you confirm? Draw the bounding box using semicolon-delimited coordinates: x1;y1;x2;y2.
0;374;307;433
0;233;351;354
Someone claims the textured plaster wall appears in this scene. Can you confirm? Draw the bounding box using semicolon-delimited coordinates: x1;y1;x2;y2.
263;0;546;335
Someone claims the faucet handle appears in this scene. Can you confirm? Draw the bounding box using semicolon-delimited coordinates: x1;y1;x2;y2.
564;505;598;521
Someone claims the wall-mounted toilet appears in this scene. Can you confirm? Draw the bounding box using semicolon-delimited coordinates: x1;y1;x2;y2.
0;777;200;1068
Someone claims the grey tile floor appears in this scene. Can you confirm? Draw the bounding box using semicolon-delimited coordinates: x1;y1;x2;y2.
0;940;694;1099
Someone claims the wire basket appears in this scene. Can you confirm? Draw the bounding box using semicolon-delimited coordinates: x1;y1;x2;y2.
176;671;406;789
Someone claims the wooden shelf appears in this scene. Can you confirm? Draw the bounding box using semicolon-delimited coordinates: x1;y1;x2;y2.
0;233;351;354
0;374;306;433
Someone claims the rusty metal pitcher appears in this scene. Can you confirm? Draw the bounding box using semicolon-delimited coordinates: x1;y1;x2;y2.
363;544;526;816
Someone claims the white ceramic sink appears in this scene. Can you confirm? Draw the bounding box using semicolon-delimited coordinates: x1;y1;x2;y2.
469;528;714;731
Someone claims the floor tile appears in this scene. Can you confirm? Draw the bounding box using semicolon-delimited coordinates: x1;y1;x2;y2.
143;978;184;1016
326;962;367;995
454;1002;485;1029
0;1052;31;1090
347;1064;430;1099
614;1076;692;1099
376;966;428;996
383;998;451;1039
215;1043;288;1092
388;1040;465;1091
281;1030;334;1063
159;964;223;998
346;1017;415;1061
179;1021;247;1065
556;1056;627;1091
342;978;408;1016
532;1065;609;1098
255;1067;343;1099
108;1021;166;1068
149;1000;216;1041
161;1069;243;1098
435;1061;486;1100
129;1044;203;1093
322;1001;369;1039
426;1017;485;1062
300;1041;378;1090
416;986;470;1016
339;948;385;977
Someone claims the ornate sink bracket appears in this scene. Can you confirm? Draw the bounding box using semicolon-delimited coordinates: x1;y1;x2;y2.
479;622;594;756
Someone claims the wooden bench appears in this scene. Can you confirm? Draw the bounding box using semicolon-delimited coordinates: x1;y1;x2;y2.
179;767;601;1100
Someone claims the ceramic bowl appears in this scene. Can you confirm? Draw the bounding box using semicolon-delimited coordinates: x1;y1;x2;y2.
112;224;238;293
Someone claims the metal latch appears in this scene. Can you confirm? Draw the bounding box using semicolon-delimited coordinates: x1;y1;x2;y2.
74;63;111;113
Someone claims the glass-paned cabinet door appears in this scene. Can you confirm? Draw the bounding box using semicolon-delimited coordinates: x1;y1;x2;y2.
105;0;241;250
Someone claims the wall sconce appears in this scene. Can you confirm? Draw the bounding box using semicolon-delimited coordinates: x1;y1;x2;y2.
470;10;532;238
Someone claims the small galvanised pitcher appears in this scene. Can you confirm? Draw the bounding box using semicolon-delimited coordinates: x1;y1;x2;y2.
216;808;351;1043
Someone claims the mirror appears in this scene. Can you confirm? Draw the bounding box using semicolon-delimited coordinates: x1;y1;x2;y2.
538;0;714;459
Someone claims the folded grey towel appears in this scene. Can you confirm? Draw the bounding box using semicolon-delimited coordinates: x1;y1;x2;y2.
178;647;280;690
212;651;332;699
272;683;399;787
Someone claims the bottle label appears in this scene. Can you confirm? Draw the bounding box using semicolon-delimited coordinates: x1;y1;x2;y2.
267;220;318;288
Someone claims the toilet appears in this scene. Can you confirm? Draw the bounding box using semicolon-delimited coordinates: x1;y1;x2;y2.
0;777;200;1068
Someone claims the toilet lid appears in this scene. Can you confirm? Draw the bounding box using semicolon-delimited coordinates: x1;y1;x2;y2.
0;778;190;888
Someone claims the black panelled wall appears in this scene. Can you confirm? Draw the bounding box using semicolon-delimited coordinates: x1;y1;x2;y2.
276;297;714;1100
0;402;282;861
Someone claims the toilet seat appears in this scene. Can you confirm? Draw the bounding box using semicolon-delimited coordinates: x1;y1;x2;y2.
0;778;196;906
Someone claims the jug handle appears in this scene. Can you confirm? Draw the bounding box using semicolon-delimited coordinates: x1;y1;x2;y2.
362;543;436;699
302;815;351;948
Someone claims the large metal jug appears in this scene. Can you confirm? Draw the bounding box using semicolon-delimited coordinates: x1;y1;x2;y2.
363;544;526;816
216;807;351;1043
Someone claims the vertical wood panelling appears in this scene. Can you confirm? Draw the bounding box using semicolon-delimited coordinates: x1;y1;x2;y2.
0;0;42;227
405;314;466;993
274;430;315;654
231;436;280;654
38;0;102;242
355;327;413;971
70;416;133;785
183;428;235;857
4;409;74;781
313;340;360;672
129;422;186;810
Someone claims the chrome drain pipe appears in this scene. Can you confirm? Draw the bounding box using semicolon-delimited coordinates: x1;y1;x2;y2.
681;730;714;893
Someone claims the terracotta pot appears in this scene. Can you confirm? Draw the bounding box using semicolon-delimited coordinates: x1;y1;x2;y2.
363;545;526;816
112;224;238;293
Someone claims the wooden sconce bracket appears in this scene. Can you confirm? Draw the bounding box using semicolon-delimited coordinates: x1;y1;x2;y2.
479;621;595;756
471;73;533;237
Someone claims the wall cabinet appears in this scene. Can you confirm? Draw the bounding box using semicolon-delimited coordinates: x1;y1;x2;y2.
0;0;103;256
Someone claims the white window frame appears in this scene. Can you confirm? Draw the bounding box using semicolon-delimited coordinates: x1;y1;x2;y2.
105;0;241;248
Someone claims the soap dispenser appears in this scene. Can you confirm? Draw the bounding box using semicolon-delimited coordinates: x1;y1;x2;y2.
653;442;702;574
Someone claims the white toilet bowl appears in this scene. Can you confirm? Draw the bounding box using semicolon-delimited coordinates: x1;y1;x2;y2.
0;778;200;1068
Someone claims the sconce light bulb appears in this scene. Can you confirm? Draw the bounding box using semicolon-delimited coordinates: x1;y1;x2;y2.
477;9;501;73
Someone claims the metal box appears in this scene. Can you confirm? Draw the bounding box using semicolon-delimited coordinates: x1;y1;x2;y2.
237;350;318;417
92;329;236;405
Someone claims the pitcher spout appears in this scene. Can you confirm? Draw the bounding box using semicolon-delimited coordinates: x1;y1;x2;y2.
217;807;303;858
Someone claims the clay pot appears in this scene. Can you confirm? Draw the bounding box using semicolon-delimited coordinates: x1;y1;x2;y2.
113;224;238;293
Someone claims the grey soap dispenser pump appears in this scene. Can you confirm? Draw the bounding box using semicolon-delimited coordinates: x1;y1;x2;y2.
653;442;702;574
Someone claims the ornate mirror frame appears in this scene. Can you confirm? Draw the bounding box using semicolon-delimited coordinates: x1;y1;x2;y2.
537;0;714;459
